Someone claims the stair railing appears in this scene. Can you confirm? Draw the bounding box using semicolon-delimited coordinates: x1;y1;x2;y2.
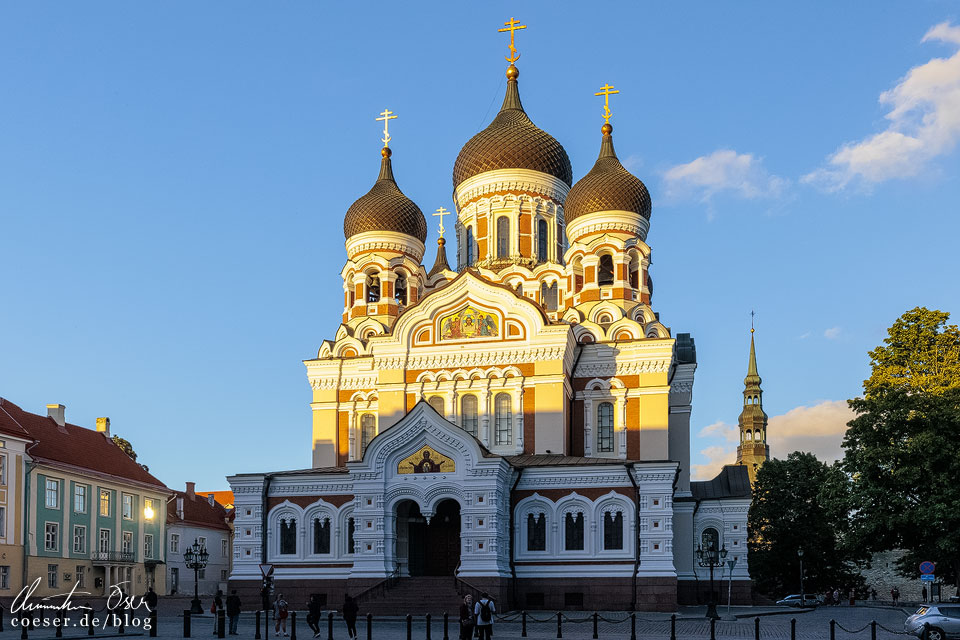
353;563;401;604
453;561;484;602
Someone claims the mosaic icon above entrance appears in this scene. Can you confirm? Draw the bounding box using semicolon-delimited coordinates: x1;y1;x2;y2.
439;304;499;340
397;446;455;474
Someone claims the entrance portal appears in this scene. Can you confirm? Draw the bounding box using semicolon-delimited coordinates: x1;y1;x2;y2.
396;499;461;576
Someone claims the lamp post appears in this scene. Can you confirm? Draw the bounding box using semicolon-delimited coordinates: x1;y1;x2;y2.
183;538;209;614
697;541;728;620
798;549;805;607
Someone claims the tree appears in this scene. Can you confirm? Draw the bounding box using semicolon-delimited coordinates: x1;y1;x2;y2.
748;452;863;597
111;434;150;472
864;307;960;396
843;388;960;589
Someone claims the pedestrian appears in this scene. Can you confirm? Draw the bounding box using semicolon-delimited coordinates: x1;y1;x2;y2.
922;586;928;603
848;589;855;606
458;595;474;640
824;589;833;606
833;589;840;606
342;595;359;640
226;590;242;635
307;595;322;638
274;594;289;637
871;588;877;602
213;590;224;635
473;592;495;640
893;587;900;606
146;587;159;612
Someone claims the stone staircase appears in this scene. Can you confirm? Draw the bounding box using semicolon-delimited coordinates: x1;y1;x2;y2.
357;576;465;616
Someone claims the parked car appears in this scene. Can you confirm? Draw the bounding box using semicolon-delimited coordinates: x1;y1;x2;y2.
776;594;818;607
905;605;960;640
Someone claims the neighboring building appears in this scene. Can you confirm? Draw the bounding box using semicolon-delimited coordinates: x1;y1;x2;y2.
198;490;235;510
0;400;170;597
0;399;38;595
166;482;232;596
228;25;753;612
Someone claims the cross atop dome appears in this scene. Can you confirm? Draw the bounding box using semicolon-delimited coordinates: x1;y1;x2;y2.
498;17;527;64
595;83;620;128
376;108;397;149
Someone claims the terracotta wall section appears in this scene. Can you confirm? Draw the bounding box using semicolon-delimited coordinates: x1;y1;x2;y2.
523;386;536;454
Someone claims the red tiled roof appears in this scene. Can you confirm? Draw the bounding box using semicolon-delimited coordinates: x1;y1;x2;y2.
197;490;234;509
0;398;34;440
167;490;231;530
0;397;168;490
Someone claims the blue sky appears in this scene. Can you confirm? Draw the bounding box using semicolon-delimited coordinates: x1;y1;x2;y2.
2;2;959;489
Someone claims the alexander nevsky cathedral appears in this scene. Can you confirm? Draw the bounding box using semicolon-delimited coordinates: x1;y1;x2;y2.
228;19;770;612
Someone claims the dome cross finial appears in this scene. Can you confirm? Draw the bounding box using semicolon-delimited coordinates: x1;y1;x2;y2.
498;17;527;64
595;83;620;127
376;108;397;148
433;206;450;238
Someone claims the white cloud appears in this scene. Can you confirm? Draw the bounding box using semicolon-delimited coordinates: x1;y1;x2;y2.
691;400;855;480
824;326;842;340
662;149;788;202
798;331;812;340
803;22;960;191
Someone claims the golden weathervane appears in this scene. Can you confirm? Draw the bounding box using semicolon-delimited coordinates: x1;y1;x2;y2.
595;84;620;125
376;108;397;148
433;207;450;238
498;17;527;64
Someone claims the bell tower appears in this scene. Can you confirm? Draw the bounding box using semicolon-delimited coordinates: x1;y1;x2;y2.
736;324;769;483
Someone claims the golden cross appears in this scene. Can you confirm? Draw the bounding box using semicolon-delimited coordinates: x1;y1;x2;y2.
751;310;755;333
433;207;450;238
498;17;527;64
376;108;397;148
595;84;620;125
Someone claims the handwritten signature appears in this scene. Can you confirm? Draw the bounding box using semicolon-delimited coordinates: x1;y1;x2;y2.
11;580;152;613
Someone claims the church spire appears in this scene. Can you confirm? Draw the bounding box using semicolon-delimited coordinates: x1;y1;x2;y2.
736;321;769;484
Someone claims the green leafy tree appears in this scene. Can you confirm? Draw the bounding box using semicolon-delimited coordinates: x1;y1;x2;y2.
748;452;863;597
864;307;960;396
111;434;150;473
844;388;960;588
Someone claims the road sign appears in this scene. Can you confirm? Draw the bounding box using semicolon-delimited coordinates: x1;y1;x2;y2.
920;561;935;575
921;574;935;582
259;563;274;577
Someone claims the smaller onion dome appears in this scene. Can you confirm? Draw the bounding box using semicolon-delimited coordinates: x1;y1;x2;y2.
564;124;651;225
343;148;427;243
453;65;573;189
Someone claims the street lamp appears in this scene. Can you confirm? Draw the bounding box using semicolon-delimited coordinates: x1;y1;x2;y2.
798;549;805;607
696;541;728;620
183;538;209;614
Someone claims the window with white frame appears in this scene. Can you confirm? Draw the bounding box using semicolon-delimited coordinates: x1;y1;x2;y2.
99;489;111;516
360;414;376;457
76;565;85;588
170;533;180;554
461;395;478;436
99;529;111;553
428;396;444;416
496;216;510;258
44;522;59;551
494;393;512;445
74;485;87;513
597;402;615;453
144;534;154;559
45;479;60;509
603;510;624;550
526;512;546;551
73;525;86;553
279;518;296;555
0;454;6;485
564;512;584;551
122;493;134;520
0;565;7;589
313;517;331;554
121;530;133;554
221;538;228;557
47;564;58;589
0;506;5;538
346;517;356;554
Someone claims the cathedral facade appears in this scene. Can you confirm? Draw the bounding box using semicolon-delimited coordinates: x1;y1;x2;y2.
228;27;759;611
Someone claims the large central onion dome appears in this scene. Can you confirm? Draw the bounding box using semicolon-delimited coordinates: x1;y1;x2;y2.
565;123;651;224
453;65;572;189
343;148;427;242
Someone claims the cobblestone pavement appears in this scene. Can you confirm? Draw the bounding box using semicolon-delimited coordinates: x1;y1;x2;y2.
5;604;919;640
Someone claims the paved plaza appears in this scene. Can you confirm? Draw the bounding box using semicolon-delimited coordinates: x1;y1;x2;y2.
3;600;922;640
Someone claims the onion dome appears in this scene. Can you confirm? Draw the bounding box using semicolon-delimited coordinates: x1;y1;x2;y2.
564;123;651;225
343;148;427;242
453;65;572;189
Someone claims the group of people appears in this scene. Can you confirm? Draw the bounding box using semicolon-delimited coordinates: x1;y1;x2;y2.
458;593;497;640
265;592;358;639
823;588;857;606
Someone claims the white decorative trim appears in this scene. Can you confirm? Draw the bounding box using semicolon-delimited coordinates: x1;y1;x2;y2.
566;211;650;243
345;231;425;262
454;169;570;209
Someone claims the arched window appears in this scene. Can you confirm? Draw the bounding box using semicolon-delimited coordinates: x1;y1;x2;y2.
603;511;624;550
461;395;478;436
598;255;614;286
428;396;444;416
366;274;381;303
496;217;510;258
313;517;330;554
494;393;512;445
360;414;376;456
540;281;558;311
346;517;356;554
701;527;719;553
279;518;297;555
527;513;546;551
395;273;407;306
597;402;614;453
564;512;584;551
629;252;640;289
537;218;548;262
465;226;475;266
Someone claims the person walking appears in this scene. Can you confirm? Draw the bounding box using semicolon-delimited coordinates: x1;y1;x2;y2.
212;590;224;635
306;595;323;638
833;589;840;606
892;587;900;606
458;595;474;640
922;586;928;603
473;592;495;640
274;594;289;637
145;587;159;612
226;590;242;635
342;595;359;640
